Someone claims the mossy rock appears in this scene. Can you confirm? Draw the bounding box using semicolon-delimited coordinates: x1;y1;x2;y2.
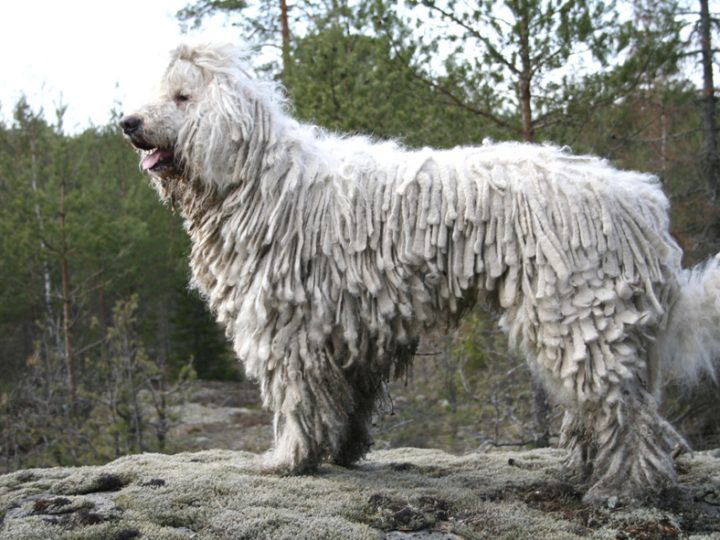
0;448;718;539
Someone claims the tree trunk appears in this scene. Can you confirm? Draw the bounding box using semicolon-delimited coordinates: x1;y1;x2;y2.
517;2;547;444
531;377;551;447
59;179;77;405
518;4;534;143
156;392;168;452
519;78;534;142
699;0;719;200
280;0;291;81
29;140;61;357
441;336;458;413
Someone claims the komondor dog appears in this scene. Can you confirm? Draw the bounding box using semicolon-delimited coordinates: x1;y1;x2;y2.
120;44;720;503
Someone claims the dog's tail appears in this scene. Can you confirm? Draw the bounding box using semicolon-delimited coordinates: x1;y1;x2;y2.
658;255;720;386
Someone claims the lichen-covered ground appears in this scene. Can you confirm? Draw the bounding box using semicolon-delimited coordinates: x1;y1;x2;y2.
1;447;719;539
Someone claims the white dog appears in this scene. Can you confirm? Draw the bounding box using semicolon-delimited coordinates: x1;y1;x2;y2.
120;44;719;503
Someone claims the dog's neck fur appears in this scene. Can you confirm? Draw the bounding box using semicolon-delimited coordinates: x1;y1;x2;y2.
153;129;299;328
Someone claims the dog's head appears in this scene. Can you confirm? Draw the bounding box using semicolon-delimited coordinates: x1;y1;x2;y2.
120;44;281;193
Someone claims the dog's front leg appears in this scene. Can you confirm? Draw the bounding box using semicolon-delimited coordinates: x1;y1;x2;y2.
257;347;357;474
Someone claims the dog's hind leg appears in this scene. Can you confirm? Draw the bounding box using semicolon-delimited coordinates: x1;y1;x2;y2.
554;336;687;503
331;391;376;467
331;372;383;467
527;282;688;503
331;338;416;467
579;376;687;504
558;410;594;484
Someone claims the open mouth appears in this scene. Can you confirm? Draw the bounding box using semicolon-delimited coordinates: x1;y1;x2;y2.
140;148;175;172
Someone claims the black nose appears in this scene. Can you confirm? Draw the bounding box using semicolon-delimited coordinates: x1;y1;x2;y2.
119;115;142;135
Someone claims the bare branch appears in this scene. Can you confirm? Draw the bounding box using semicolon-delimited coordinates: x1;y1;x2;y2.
422;3;520;76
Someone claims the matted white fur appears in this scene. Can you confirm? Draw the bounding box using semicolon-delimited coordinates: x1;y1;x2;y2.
120;44;720;504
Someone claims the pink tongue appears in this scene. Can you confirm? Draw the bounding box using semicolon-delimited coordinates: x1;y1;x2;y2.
141;149;173;170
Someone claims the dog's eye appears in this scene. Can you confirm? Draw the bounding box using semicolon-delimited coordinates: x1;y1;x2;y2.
174;93;190;104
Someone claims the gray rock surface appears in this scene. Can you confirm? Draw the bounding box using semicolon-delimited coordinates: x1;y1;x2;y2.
1;447;719;539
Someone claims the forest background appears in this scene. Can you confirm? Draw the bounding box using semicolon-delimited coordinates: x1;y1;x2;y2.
1;0;719;472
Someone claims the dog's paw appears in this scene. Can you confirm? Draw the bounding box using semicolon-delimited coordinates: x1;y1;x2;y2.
582;487;625;508
559;462;592;486
582;482;658;508
582;461;675;507
258;448;318;476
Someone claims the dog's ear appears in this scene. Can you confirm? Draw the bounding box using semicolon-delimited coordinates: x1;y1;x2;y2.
207;71;254;144
177;69;257;191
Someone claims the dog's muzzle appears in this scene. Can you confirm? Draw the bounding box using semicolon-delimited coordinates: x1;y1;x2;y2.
119;115;176;174
119;114;153;150
119;114;143;137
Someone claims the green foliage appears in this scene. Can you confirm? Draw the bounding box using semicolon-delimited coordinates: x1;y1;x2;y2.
0;101;234;389
392;0;621;137
170;289;240;381
0;97;236;470
95;294;197;455
0;295;196;471
285;22;498;147
177;0;248;30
